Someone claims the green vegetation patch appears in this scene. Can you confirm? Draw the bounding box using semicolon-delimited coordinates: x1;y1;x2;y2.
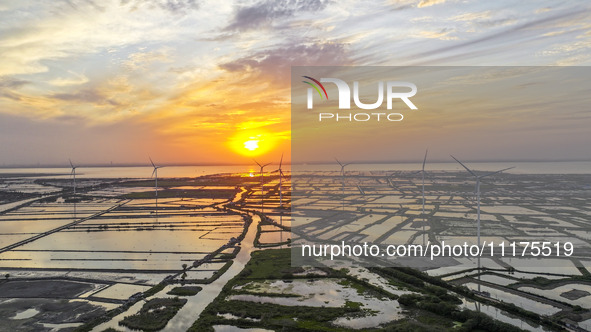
188;249;369;331
193;300;362;332
167;286;202;296
238;248;299;280
119;297;187;331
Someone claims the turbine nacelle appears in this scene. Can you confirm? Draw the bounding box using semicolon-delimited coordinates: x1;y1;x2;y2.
451;155;514;181
149;157;164;177
253;159;271;172
334;158;351;175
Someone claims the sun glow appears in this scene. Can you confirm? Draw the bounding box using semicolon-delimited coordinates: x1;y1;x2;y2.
229;130;276;157
244;140;259;151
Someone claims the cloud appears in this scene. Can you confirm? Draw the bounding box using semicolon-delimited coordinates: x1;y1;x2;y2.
451;11;492;22
415;28;457;40
405;8;589;64
417;0;446;8
122;48;173;71
0;77;30;89
225;0;331;31
120;0;199;14
0;77;30;102
385;0;415;11
449;11;516;31
49;71;89;87
0;1;183;76
219;42;350;85
51;88;120;106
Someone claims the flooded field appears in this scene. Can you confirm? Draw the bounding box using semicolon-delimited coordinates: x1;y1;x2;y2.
292;169;591;331
1;166;590;331
0;199;245;271
0;169;275;331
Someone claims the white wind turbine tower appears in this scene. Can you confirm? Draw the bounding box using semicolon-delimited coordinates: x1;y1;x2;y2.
69;159;78;220
451;155;513;291
420;149;428;246
69;159;78;196
254;159;271;214
277;153;285;208
335;158;350;211
275;153;287;243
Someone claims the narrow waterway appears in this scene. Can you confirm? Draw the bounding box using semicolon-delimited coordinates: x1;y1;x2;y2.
162;213;260;331
92;187;259;332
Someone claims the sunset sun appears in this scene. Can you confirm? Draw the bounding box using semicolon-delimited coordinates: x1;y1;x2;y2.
229;130;278;157
244;140;259;151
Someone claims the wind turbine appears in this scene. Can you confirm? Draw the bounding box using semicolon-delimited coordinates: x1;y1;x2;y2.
69;159;78;220
277;153;285;208
335;158;350;211
420;149;428;246
451;155;513;290
274;153;288;243
254;159;271;214
149;157;164;199
69;159;77;196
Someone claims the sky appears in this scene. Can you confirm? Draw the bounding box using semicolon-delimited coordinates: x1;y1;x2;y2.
0;0;590;166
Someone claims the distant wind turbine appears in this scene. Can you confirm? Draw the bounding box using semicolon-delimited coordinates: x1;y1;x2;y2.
420;149;428;246
335;158;350;211
274;153;287;236
451;155;513;290
149;157;164;198
277;153;286;208
254;159;271;214
69;159;77;196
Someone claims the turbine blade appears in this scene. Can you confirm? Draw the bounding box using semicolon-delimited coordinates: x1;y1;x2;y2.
422;149;428;171
450;155;477;177
149;156;155;168
279;153;283;168
69;159;74;168
334;158;343;167
151;169;156;178
263;163;271;168
253;159;262;168
480;166;515;178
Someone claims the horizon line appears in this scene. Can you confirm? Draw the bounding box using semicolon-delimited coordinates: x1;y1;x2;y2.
1;158;590;169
